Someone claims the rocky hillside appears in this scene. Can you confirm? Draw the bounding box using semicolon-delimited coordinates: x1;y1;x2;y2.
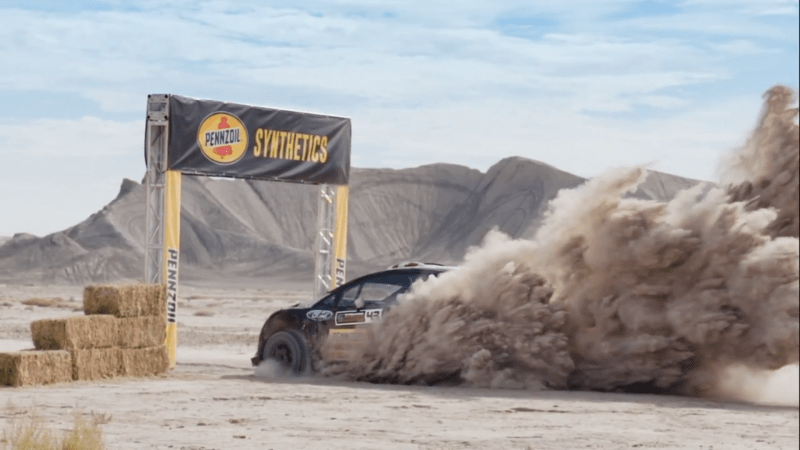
0;157;708;286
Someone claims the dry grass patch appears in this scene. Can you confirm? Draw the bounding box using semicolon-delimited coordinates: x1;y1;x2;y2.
60;413;106;450
1;410;107;450
1;412;56;450
20;298;71;309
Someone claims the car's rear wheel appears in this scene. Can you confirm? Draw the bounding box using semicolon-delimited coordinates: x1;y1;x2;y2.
262;330;309;374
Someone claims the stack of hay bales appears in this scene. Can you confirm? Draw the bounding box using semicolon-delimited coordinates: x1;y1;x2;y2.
1;284;169;387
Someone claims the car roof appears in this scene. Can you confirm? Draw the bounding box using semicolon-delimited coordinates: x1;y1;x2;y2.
335;264;453;290
386;262;457;271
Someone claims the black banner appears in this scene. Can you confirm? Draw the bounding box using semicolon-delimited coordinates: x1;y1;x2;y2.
165;95;351;185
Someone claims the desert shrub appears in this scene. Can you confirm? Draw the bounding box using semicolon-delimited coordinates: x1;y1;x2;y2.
60;414;105;450
2;413;55;450
2;411;107;450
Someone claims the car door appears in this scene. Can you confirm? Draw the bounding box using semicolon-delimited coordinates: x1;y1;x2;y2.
332;272;425;327
331;281;368;328
323;270;439;360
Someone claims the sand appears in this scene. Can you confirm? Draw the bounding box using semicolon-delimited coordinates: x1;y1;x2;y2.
1;284;797;449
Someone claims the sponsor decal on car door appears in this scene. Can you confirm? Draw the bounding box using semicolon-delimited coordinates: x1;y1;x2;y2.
306;310;334;321
335;309;382;326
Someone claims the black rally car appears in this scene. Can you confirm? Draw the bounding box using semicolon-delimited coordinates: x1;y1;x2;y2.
252;263;452;373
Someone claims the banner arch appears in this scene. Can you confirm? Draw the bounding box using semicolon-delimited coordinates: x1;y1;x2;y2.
144;94;351;367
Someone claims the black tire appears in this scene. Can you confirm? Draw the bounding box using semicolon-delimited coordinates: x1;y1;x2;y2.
262;330;309;374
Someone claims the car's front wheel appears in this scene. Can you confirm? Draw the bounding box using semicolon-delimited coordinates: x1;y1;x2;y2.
262;330;309;374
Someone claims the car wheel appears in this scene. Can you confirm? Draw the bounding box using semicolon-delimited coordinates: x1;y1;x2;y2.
262;330;309;374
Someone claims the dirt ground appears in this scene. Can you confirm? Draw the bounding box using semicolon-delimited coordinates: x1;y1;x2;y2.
1;284;798;450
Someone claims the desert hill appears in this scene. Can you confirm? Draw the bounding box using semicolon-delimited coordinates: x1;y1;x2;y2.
0;157;708;286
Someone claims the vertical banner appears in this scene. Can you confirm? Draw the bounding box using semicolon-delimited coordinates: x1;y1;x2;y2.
331;185;349;289
163;170;182;368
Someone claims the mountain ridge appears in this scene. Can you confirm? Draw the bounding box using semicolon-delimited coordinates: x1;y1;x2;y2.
0;156;709;286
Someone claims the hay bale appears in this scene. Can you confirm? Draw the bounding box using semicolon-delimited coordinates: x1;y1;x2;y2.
117;316;166;348
119;347;169;377
70;348;121;381
0;351;72;387
31;315;117;350
84;284;166;318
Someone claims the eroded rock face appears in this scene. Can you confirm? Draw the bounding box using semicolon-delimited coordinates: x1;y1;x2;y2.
0;157;704;285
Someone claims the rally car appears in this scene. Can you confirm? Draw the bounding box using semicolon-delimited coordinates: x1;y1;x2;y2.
251;262;452;373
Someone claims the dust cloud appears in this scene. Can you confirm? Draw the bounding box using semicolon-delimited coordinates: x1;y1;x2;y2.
714;364;799;407
255;359;308;379
325;86;799;402
722;85;799;239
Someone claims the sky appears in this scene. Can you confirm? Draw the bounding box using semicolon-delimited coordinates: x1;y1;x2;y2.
0;0;798;237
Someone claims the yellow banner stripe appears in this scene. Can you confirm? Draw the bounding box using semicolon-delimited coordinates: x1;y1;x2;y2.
331;185;349;289
163;170;182;369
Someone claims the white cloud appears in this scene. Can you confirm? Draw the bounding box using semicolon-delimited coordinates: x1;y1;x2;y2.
615;13;793;40
0;4;731;117
709;39;777;55
0;0;796;236
638;95;691;109
350;92;762;182
680;0;799;16
0;117;143;156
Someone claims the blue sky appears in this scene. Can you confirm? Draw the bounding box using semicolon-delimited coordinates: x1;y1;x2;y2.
1;0;798;237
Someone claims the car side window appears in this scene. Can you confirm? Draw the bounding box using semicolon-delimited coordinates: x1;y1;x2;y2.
336;284;362;310
337;281;408;310
359;283;404;302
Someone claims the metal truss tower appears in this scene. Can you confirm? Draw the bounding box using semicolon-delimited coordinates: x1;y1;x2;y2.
144;94;169;285
314;185;336;299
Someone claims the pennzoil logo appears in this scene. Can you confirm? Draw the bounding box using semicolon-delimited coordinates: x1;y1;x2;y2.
197;112;248;164
166;248;179;324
